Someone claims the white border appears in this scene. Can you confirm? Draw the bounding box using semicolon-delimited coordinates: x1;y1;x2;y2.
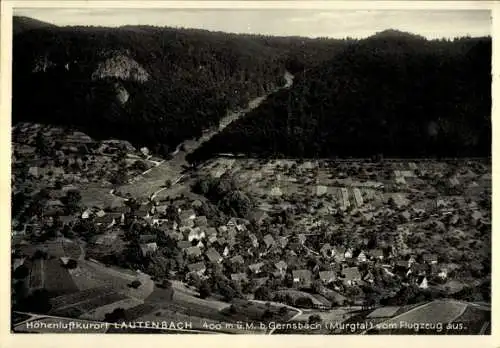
0;1;498;348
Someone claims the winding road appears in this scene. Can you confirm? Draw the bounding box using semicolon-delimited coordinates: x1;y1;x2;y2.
116;71;294;200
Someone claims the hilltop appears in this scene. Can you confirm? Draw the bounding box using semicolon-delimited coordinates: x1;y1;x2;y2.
13;16;57;35
188;34;491;162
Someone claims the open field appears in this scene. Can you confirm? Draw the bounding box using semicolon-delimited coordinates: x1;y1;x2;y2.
79;298;142;321
50;286;115;309
273;290;328;307
29;259;43;289
119;161;181;199
43;259;79;295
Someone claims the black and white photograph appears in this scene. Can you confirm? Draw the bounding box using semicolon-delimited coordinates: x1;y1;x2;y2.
4;1;493;339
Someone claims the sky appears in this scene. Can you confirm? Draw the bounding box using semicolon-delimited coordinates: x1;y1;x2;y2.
14;8;491;39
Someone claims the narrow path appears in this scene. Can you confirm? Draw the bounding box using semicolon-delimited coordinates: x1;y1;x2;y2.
115;71;294;200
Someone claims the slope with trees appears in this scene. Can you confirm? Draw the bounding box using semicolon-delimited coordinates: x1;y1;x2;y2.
188;31;491;161
12;17;348;156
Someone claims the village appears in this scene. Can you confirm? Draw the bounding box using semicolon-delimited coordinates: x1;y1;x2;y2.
11;122;491;331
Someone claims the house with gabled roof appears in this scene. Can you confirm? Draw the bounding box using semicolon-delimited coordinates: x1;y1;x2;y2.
95;214;116;229
230;255;244;265
333;246;346;262
139;234;157;244
320;243;334;259
188;227;205;242
250;210;269;225
187;262;206;276
205;248;223;264
341;267;361;286
363;270;375;283
357;251;367;263
248;262;265;274
369;249;384;260
418;276;428;289
319;270;337;284
136;204;153;219
275;260;288;275
139;242;158;257
218;225;228;235
422;253;438;265
298;234;306;245
277;236;288;249
194;216;208;227
292;269;313;289
207;234;218;245
180;208;196;222
344;247;354;259
248;233;259;248
205;227;217;238
263;234;275;249
185;246;202;259
227;217;238;227
236;224;247;232
231;273;248;283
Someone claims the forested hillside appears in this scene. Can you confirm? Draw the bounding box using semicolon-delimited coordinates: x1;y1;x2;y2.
188;31;491;161
12;17;347;155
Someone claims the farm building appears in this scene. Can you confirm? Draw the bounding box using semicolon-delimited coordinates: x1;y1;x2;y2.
366;306;401;319
319;271;337;284
340;188;350;210
139;243;158;257
292;270;312;289
248;262;265;274
231;273;248;283
187;262;206;276
315;185;328;196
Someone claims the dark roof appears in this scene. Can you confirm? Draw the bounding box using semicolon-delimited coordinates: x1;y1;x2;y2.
231;273;248;282
319;270;337;282
230;255;244;264
139;234;157;243
292;269;312;281
341;267;361;281
187;262;206;272
180;209;196;221
369;249;384;258
185;246;202;257
206;248;222;263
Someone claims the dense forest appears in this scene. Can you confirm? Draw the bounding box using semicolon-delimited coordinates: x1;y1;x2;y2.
12;17;347;155
188;30;492;162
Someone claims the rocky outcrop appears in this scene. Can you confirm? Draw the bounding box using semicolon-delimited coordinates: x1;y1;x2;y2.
92;54;150;83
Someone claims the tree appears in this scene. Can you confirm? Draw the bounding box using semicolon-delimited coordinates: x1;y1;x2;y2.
164;179;172;188
65;189;82;214
199;281;212;299
104;308;126;323
129;280;142;289
13;265;29;280
35;132;50;156
308;314;322;325
255;285;272;301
